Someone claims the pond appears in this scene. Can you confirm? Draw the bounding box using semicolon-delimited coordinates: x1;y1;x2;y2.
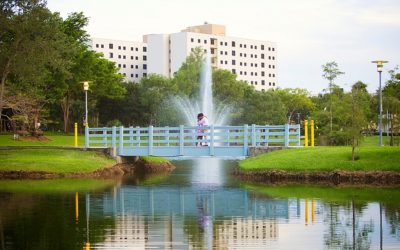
0;158;400;249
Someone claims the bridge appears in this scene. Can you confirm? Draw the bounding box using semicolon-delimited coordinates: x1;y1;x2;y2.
85;124;301;157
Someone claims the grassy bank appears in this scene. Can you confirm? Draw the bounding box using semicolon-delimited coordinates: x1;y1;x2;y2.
240;146;400;172
0;133;84;147
0;149;115;173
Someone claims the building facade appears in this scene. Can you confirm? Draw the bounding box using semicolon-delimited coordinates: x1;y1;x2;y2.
90;24;277;91
89;38;148;82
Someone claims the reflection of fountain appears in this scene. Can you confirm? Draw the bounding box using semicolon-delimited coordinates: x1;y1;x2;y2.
174;54;231;126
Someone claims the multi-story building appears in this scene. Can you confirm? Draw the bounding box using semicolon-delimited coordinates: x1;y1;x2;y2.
90;23;277;91
88;38;148;82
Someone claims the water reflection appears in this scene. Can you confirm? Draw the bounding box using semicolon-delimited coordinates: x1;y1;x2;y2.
1;160;400;249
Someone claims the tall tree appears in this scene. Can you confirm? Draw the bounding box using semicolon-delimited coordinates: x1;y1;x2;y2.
275;88;315;124
322;61;344;132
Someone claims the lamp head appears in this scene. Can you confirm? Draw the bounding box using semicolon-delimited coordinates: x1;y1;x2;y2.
371;60;388;72
82;81;89;91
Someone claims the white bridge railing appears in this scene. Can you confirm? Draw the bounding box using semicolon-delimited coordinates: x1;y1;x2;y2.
85;124;301;157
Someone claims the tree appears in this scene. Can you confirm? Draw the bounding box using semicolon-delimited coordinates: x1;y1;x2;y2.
383;66;400;145
275;88;315;124
322;61;344;132
0;0;69;131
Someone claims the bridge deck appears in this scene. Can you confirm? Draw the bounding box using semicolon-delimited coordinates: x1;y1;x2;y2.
85;124;301;157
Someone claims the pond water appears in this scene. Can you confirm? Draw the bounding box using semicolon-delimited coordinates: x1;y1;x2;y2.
1;158;400;249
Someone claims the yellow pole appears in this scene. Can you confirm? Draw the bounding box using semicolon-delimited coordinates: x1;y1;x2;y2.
85;242;90;250
310;120;315;147
305;198;308;225
74;122;78;147
312;198;315;224
304;120;308;148
75;192;79;223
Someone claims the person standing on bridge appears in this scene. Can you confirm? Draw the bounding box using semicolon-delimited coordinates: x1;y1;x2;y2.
196;113;209;146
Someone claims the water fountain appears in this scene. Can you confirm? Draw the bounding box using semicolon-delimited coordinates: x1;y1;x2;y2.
174;54;231;126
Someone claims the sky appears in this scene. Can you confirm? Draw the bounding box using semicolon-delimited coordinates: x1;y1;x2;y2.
47;0;400;94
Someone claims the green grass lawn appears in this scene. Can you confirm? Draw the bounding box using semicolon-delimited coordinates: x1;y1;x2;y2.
0;133;85;147
0;179;115;193
240;146;400;172
0;149;115;173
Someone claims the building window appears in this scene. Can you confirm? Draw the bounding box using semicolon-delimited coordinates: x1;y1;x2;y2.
261;62;265;68
225;51;227;55
232;69;236;74
244;44;247;48
244;72;247;75
232;41;236;47
255;45;257;49
269;73;272;77
220;60;223;64
109;43;113;49
251;81;253;84
240;44;242;48
210;39;215;45
268;47;271;51
123;55;126;59
204;49;207;53
118;55;121;59
135;48;138;51
240;62;242;66
232;50;236;56
273;65;275;69
204;39;207;44
211;48;215;54
251;72;253;76
131;65;134;69
225;60;228;64
251;54;253;58
232;60;236;65
255;63;258;67
123;64;126;68
123;46;126;50
198;39;201;43
123;73;126;76
118;64;121;68
225;42;227;46
261;45;265;50
261;54;264;59
261;71;265;76
251;63;253;67
95;44;99;48
269;82;272;86
101;44;104;48
272;48;275;51
240;53;242;57
269;65;271;68
220;51;223;55
135;74;138;78
255;54;257;58
131;74;134;77
273;74;275;77
143;55;147;61
220;41;223;45
143;64;147;69
250;45;253;49
272;56;275;60
143;47;147;52
273;82;275;86
191;38;194;42
244;53;247;57
135;56;138;60
118;45;121;50
109;52;113;58
143;73;147;77
255;81;258;85
135;65;138;69
240;71;242;75
244;62;247;66
269;56;271;60
191;48;194;52
131;47;134;51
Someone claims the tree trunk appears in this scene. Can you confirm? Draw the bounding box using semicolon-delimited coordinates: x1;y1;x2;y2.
61;95;70;133
390;113;394;146
352;136;356;161
0;59;12;132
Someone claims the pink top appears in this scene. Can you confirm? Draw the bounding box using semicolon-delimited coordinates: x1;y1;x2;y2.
197;116;209;133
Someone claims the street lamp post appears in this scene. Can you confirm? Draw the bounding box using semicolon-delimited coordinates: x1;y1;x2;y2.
371;60;388;147
83;81;90;128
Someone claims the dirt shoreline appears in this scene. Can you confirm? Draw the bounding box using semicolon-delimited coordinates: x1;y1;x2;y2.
0;159;175;180
233;169;400;186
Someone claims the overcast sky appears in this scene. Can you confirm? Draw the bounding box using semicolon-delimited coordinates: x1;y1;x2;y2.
47;0;400;94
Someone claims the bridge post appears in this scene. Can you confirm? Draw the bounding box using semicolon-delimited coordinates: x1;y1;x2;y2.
296;124;301;146
112;126;116;157
284;124;289;147
210;124;215;156
243;124;249;156
149;125;153;155
119;126;124;155
103;128;107;147
85;126;89;148
251;124;256;147
179;125;184;155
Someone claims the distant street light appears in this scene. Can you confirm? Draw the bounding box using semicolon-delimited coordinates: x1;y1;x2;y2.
371;60;388;146
82;81;90;128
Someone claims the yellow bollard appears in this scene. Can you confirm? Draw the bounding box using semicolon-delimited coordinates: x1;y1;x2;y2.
310;120;315;147
304;120;308;148
85;242;90;250
75;192;79;223
305;198;308;225
74;123;78;147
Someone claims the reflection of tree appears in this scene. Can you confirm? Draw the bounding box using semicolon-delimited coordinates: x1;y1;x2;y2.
323;200;373;249
384;203;400;237
1;193;115;250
